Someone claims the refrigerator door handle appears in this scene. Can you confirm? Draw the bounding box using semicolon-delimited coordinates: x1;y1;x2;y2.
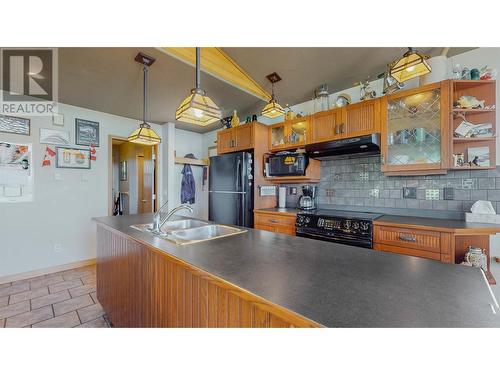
236;157;242;191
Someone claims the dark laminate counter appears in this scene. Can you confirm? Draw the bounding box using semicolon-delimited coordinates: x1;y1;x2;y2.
254;208;301;216
93;214;500;327
255;207;500;234
375;215;500;234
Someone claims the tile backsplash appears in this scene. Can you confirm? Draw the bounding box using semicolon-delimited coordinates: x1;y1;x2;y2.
317;155;500;213
283;155;500;215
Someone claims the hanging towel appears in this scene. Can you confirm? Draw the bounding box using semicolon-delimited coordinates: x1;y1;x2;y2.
181;153;196;204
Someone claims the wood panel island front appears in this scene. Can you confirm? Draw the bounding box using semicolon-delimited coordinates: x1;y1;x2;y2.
93;214;500;328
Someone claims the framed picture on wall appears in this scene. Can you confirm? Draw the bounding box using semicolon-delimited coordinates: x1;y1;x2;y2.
75;118;100;147
0;114;31;136
120;161;127;181
55;146;91;169
40;128;71;146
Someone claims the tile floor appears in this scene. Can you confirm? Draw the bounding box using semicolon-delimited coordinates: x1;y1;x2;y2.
0;265;109;328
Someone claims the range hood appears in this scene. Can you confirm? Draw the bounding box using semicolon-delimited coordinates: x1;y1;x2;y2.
306;133;380;159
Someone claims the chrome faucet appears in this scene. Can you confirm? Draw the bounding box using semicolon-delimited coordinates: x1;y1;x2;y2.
151;202;193;234
152;201;169;233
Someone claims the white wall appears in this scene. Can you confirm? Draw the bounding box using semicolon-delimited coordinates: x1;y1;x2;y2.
171;128;209;220
0;102;163;277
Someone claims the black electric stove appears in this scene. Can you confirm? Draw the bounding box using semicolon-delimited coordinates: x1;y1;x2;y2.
295;210;383;248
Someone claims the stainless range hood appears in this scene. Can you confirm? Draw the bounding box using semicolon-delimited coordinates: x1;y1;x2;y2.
306;134;380;159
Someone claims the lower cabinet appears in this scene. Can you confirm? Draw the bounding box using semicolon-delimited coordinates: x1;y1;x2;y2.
254;212;296;236
373;224;452;263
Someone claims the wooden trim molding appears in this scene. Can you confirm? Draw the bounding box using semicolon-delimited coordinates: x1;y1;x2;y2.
96;224;320;328
0;258;96;285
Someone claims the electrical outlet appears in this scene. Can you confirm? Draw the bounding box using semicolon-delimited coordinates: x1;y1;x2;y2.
359;172;369;181
403;187;417;199
326;189;334;198
425;189;440;200
369;189;380;198
54;173;62;181
289;187;297;195
443;187;454;200
54;244;62;253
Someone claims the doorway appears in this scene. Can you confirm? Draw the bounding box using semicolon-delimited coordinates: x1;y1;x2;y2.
109;136;158;216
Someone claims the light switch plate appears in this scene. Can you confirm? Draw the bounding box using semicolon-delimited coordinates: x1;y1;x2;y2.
443;187;454;200
425;189;440;200
54;173;62;181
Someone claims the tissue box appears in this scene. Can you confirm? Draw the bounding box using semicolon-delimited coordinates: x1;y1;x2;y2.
465;212;500;224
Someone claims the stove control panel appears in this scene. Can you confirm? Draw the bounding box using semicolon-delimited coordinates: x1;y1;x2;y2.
296;213;373;237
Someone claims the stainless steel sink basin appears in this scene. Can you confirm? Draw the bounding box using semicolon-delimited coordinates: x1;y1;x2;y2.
130;221;246;245
167;224;246;245
131;219;208;233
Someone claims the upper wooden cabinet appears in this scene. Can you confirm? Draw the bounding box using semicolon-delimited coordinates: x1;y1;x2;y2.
307;107;343;144
343;99;381;137
380;80;450;175
306;98;381;145
269;116;309;151
217;122;255;154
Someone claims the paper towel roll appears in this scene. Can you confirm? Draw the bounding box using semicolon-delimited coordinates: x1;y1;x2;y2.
278;187;287;208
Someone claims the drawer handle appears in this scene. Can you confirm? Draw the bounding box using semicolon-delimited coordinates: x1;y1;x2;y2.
399;235;417;242
269;219;279;223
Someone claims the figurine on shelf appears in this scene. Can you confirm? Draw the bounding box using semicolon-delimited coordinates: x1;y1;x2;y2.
480;66;497;80
456;95;485;109
358;79;377;101
284;104;296;120
231;110;240;127
453;153;465;167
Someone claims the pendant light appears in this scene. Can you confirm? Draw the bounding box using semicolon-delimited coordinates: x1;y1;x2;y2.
261;72;285;119
175;47;221;126
128;52;161;145
389;48;431;83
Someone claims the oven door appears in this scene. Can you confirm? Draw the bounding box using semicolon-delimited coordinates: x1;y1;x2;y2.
296;228;373;249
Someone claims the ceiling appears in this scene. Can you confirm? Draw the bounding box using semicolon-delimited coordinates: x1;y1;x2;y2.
9;47;476;133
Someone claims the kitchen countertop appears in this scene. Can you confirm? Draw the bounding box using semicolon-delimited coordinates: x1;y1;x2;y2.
254;208;500;234
94;214;500;327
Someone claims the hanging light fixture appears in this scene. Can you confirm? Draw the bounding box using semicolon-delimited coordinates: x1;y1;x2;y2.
261;72;285;119
389;48;431;83
175;47;221;126
128;52;161;145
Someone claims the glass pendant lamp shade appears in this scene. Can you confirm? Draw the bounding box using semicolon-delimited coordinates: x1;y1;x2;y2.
261;96;285;118
261;72;285;119
128;52;161;145
389;48;431;83
128;122;161;145
176;88;221;126
175;47;221;126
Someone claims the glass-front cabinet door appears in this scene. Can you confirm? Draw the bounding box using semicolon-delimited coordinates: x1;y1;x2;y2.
381;81;449;173
287;117;308;147
269;123;286;150
269;116;310;151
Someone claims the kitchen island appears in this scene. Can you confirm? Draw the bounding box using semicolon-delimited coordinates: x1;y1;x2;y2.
93;214;499;328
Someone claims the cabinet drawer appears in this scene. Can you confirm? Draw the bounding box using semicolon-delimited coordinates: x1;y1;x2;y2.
255;223;296;236
374;225;441;253
373;243;441;261
255;213;295;227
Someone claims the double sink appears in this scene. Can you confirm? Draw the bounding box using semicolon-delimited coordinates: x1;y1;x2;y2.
131;219;246;245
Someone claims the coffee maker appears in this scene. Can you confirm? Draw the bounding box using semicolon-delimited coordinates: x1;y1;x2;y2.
298;185;317;210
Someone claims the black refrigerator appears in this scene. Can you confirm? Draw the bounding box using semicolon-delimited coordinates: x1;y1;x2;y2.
209;152;254;228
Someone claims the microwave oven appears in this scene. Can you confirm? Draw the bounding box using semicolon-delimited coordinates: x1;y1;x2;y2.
268;153;309;176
